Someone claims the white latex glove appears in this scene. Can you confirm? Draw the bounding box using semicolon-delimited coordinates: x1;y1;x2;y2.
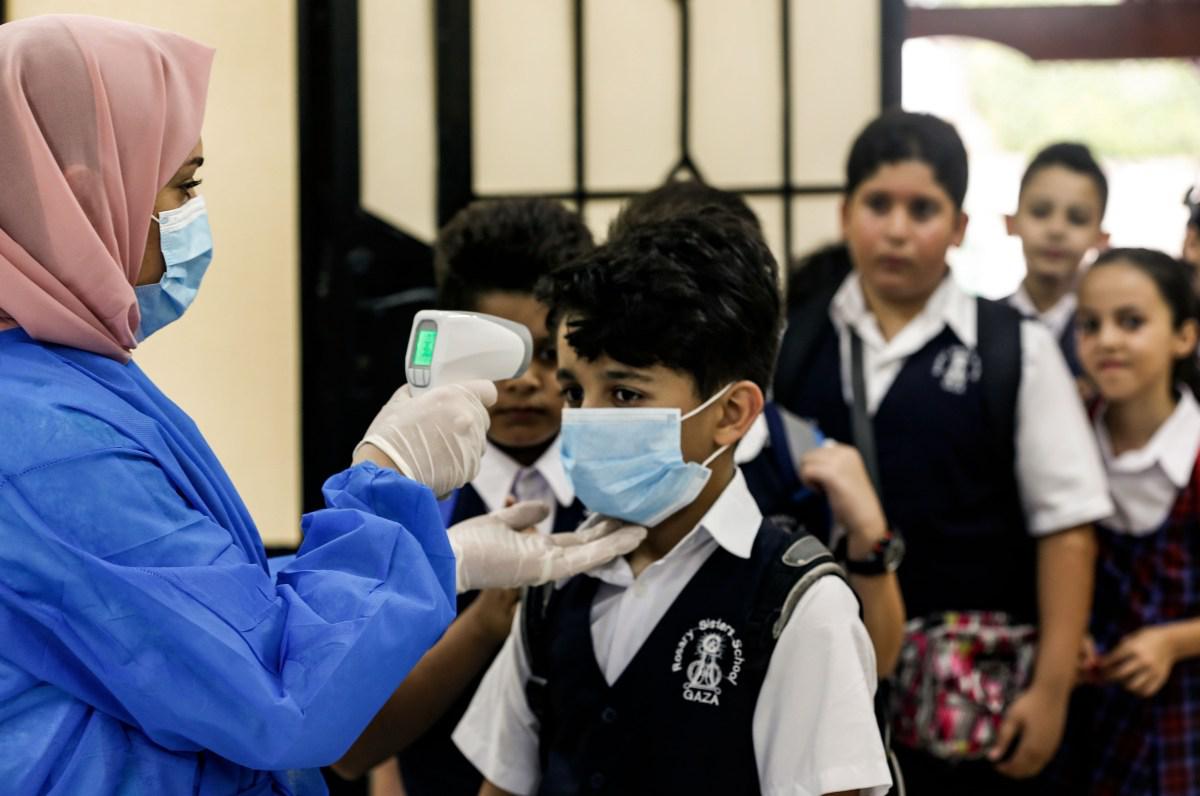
355;380;497;498
448;502;648;593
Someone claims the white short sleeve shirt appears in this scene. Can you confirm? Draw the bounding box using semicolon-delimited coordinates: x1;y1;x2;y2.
828;273;1112;536
1095;388;1200;535
452;470;893;796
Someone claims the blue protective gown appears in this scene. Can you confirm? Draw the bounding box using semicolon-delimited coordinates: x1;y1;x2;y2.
0;329;457;794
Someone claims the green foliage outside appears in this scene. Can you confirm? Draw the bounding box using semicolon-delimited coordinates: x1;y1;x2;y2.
963;40;1200;157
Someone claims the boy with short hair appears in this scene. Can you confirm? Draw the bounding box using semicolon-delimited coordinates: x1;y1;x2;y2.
1006;142;1110;375
453;215;892;796
610;179;906;677
333;198;593;794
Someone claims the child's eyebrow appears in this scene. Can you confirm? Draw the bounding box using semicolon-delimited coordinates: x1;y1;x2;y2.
604;369;653;383
556;367;577;382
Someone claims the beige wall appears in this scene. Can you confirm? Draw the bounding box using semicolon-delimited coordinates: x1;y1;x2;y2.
10;0;302;546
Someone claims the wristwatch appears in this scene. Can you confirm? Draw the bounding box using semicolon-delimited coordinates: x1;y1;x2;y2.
837;529;905;576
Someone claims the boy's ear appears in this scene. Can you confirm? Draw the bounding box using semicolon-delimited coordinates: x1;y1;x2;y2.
1095;229;1111;251
713;381;765;448
839;197;850;239
1004;213;1017;237
951;210;969;247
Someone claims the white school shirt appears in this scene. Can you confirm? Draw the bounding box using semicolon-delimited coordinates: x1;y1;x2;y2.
1007;284;1078;342
472;437;574;534
1095;388;1200;535
452;470;893;796
829;272;1112;535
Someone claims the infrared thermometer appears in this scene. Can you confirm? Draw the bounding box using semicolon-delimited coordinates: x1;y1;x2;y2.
405;310;533;393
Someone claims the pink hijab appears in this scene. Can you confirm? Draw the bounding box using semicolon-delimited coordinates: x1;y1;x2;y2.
0;15;213;361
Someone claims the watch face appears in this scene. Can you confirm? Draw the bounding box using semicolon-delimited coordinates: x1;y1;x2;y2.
883;533;906;571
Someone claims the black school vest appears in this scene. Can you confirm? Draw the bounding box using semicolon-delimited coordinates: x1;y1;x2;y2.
534;521;795;796
398;482;587;796
783;317;1037;622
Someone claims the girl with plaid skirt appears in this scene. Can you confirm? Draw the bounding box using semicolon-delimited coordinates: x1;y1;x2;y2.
1061;248;1200;794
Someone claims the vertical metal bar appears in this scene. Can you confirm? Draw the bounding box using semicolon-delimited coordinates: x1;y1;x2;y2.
880;0;906;109
573;0;586;213
781;0;794;262
436;0;474;226
679;0;691;171
299;0;365;514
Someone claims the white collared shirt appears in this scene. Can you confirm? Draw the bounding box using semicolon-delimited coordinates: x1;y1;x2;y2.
1096;389;1200;535
453;470;892;796
828;272;1112;535
1007;284;1078;342
472;436;574;534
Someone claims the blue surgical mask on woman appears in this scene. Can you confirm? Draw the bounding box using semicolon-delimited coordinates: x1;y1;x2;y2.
560;384;734;527
135;195;213;341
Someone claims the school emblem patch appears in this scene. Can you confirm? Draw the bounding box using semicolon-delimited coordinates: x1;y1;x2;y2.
672;618;743;706
931;344;982;395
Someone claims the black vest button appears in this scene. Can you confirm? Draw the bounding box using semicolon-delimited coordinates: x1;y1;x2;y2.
589;772;606;790
600;706;618;724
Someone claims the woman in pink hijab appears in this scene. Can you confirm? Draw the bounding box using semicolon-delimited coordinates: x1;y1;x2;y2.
0;15;644;796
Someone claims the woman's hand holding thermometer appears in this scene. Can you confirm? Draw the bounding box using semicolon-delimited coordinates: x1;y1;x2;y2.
354;310;532;495
354;380;497;498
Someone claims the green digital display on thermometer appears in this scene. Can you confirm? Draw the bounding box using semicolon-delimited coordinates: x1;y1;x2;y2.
414;329;437;366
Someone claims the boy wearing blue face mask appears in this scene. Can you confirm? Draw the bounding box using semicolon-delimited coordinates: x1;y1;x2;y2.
452;214;893;796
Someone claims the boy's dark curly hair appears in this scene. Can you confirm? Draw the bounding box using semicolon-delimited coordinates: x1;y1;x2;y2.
1020;142;1108;215
435;198;594;310
537;212;782;396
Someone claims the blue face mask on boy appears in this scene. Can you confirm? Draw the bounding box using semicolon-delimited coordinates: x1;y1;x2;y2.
135;195;213;341
560;385;733;527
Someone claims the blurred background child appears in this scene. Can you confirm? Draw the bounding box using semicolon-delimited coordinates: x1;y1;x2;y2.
1005;142;1110;378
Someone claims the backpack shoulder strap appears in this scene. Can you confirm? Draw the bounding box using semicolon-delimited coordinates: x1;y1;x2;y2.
745;532;851;668
774;257;851;408
762;402;824;501
975;297;1023;465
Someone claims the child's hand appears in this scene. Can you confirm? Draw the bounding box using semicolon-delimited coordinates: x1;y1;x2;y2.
1076;634;1103;686
989;683;1069;778
1100;626;1176;698
799;441;888;554
465;587;522;645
